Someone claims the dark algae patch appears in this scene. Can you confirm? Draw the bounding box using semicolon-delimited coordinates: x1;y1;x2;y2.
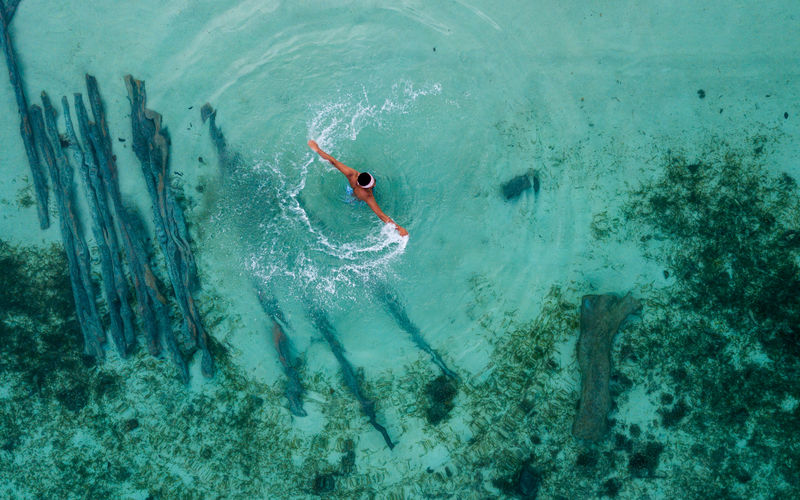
0;240;91;393
625;142;800;359
492;456;542;499
627;441;664;478
620;137;800;498
0;239;122;497
599;477;622;498
15;185;34;208
0;240;301;498
425;374;458;424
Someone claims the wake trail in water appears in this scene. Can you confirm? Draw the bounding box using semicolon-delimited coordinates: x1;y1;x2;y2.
308;80;441;149
214;80;439;305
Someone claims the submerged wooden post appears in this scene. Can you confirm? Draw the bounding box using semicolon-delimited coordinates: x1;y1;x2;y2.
255;287;307;417
60;94;137;357
307;305;394;450
200;102;244;174
30;102;105;358
374;281;459;381
0;1;49;228
573;293;641;441
123;74;212;377
4;1;22;20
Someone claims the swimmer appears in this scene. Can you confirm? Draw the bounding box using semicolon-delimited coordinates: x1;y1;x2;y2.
308;140;408;237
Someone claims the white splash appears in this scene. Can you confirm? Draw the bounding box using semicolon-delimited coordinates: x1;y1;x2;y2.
235;80;434;303
308;80;442;149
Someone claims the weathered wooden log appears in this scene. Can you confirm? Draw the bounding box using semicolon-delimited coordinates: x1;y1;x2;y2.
255;288;307;417
0;2;49;228
124;76;198;285
60;95;136;356
75;91;188;381
200;103;228;164
501;169;540;200
200;102;244;174
123;74;212;377
42;92;128;358
30;103;104;358
157;293;190;384
75;94;160;355
573;293;641;441
4;1;22;21
168;196;197;289
374;282;459;381
272;322;307;417
74;94;159;355
307;306;394;449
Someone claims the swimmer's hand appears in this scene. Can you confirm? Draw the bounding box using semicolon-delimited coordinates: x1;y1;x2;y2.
383;217;408;237
308;140;322;154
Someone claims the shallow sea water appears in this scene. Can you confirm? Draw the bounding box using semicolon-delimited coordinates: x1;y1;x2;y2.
1;1;799;498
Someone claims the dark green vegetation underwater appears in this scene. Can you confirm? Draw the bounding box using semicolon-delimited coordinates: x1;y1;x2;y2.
616;137;800;498
1;134;798;499
0;241;96;412
0;240;296;498
459;137;800;499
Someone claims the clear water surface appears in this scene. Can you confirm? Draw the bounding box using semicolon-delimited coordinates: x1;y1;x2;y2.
1;1;798;498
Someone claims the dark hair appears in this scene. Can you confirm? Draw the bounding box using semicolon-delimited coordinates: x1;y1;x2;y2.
357;172;373;187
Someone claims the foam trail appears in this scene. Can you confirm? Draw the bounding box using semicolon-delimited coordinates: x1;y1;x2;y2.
244;81;438;299
245;157;407;300
308;80;441;150
211;80;434;306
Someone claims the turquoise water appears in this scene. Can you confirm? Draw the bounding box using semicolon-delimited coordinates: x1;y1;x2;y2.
1;0;799;498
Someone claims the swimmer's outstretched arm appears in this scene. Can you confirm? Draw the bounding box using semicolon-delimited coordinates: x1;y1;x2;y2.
308;140;357;178
365;198;409;237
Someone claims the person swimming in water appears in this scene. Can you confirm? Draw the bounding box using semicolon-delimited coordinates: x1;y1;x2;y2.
308;140;409;237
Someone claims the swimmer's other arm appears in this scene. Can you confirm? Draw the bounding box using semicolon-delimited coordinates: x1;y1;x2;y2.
308;140;357;177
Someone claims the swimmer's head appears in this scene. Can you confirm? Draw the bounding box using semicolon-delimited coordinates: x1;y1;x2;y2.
357;172;375;189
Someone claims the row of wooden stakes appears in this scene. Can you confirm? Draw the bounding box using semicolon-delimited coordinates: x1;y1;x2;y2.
1;0;210;382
